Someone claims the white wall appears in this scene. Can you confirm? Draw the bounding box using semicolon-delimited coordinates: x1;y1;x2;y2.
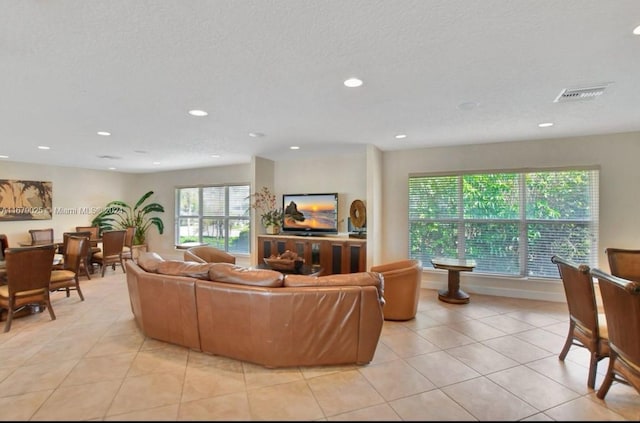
366;145;383;267
134;163;252;259
134;153;367;262
0;161;130;246
382;131;640;301
3;131;639;302
274;153;367;235
251;156;276;265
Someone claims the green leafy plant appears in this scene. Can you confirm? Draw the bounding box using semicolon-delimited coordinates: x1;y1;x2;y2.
91;190;165;245
249;186;283;228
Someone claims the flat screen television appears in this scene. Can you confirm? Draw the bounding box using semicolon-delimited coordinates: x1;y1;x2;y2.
282;192;339;235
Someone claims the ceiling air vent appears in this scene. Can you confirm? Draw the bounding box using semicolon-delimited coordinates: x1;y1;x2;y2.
97;155;122;160
554;84;609;103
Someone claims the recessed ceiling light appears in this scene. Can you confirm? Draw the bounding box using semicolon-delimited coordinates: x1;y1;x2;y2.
0;155;8;159
108;167;116;170
188;109;208;117
633;25;640;35
457;101;479;110
538;122;554;128
37;145;50;150
152;161;161;165
97;131;111;136
395;134;407;139
344;78;363;88
249;132;265;138
290;146;300;150
210;154;220;158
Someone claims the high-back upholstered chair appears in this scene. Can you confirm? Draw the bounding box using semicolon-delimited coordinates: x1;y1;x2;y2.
0;244;57;332
551;255;609;389
120;227;137;262
184;245;236;264
29;228;54;245
590;268;640;399
75;225;99;239
58;231;92;279
370;259;422;321
0;234;8;254
50;236;88;301
76;225;101;259
91;229;126;277
605;248;640;282
0;234;8;283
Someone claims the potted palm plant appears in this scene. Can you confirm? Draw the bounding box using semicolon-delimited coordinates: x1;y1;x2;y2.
91;190;165;245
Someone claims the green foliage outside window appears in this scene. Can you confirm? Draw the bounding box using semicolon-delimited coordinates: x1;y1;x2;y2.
409;169;598;278
176;185;250;254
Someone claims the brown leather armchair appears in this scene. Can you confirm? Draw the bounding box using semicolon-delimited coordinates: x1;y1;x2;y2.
184;245;236;264
371;259;422;321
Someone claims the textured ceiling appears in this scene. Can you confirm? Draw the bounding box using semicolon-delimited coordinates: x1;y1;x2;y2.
1;0;639;173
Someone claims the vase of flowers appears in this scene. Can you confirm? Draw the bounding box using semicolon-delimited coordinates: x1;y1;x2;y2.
249;186;284;234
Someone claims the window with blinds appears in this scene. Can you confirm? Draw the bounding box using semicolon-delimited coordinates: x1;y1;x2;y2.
176;184;250;254
408;168;599;278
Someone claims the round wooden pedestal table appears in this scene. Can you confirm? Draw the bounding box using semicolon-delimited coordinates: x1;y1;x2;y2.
431;257;477;304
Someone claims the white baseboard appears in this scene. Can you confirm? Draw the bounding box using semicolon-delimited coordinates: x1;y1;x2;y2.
422;270;566;303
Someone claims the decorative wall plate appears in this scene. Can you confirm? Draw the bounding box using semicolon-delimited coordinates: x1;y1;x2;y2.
349;199;366;229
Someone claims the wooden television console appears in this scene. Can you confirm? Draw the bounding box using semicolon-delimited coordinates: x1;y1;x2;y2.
257;234;366;275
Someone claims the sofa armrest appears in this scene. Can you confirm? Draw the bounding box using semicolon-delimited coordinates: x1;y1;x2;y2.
125;260;201;350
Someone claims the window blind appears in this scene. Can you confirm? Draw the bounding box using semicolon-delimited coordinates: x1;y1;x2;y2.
409;169;599;278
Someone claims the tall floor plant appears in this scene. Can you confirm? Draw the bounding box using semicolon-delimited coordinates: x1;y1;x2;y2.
91;190;165;245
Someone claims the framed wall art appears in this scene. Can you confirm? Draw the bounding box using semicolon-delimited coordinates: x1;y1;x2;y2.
0;179;53;221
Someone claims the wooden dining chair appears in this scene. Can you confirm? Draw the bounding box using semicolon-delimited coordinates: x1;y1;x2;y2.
75;225;100;249
58;231;93;279
28;228;54;245
590;268;640;399
0;244;57;332
91;229;126;277
0;234;8;283
551;255;609;389
120;226;137;263
50;236;88;301
0;234;8;254
605;248;640;282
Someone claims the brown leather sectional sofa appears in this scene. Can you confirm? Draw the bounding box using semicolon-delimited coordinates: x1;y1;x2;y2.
125;253;385;368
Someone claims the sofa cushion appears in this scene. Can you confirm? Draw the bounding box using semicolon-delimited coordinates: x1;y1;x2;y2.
137;252;165;273
157;260;213;280
207;263;284;287
285;272;385;303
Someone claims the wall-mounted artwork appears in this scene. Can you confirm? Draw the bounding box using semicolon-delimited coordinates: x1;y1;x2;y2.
0;179;53;221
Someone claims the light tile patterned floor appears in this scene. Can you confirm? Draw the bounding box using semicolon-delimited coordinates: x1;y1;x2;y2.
0;269;638;421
